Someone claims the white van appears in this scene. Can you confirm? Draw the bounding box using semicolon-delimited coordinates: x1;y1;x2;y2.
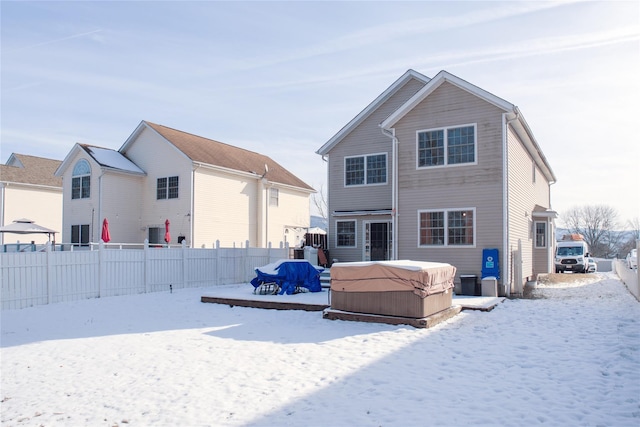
555;240;590;273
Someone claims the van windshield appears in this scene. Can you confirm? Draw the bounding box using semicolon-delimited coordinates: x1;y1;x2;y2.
557;246;584;256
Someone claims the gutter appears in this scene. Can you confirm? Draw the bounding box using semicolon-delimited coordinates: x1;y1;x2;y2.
380;126;398;260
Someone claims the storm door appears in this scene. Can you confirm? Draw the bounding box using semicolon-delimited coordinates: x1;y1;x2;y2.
364;221;392;261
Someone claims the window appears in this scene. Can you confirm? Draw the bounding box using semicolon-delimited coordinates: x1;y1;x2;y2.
535;222;546;248
71;224;90;247
148;227;164;245
157;176;179;200
269;188;279;206
417;124;476;168
419;209;475;246
71;159;91;199
345;153;387;186
336;220;356;247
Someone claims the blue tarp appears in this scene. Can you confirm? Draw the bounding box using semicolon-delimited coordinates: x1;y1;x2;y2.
250;260;323;295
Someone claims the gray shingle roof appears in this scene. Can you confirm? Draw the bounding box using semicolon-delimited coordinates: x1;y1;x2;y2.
0;154;63;187
145;121;314;191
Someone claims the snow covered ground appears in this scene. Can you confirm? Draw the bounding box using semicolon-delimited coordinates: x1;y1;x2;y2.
1;272;639;426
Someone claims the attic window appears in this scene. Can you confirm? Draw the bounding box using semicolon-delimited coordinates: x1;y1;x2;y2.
72;159;91;199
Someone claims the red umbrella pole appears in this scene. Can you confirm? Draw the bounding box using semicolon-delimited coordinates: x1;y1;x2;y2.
164;219;171;243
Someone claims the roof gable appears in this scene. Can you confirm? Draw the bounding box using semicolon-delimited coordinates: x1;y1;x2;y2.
1;153;63;187
380;70;556;184
316;69;430;156
55;143;145;177
381;70;514;129
128;121;313;191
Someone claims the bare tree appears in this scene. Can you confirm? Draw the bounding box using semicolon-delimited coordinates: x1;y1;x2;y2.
619;217;640;257
311;183;328;223
561;205;620;258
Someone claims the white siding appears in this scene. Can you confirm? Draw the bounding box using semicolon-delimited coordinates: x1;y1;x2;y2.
193;168;257;247
100;173;144;244
122;127;193;243
60;152;100;243
1;185;62;245
265;185;310;248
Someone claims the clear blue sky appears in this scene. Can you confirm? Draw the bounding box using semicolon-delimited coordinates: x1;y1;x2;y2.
1;1;638;224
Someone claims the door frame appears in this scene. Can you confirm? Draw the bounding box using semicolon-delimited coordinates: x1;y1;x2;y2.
362;220;393;261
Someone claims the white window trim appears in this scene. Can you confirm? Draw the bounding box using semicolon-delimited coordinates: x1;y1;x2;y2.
269;188;279;207
534;221;547;248
344;152;388;187
417;207;477;248
335;219;357;248
416;123;478;170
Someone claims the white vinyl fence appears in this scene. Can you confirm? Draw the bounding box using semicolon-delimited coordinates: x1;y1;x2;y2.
1;241;288;310
613;259;639;302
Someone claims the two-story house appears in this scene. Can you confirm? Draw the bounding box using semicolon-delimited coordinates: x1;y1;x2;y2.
317;70;557;296
55;121;314;248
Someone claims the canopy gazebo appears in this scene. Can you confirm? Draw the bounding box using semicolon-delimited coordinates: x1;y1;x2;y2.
0;218;58;251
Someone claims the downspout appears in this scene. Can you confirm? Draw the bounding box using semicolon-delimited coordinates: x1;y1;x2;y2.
503;112;519;296
191;164;200;248
98;170;105;243
380;126;398;260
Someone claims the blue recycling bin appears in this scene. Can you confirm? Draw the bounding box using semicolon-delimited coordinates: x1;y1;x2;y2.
482;248;500;279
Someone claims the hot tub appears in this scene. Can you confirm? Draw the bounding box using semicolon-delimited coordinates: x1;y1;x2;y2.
330;260;456;318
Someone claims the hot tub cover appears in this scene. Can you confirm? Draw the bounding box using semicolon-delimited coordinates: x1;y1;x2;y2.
251;259;324;295
330;260;456;298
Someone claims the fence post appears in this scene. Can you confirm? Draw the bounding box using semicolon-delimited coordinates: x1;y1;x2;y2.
98;240;105;298
46;241;53;305
244;240;250;283
182;240;187;289
215;240;220;286
144;239;150;293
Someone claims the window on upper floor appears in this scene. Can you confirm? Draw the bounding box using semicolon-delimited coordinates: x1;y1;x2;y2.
270;188;279;207
336;220;356;247
71;159;91;199
157;176;179;200
419;208;475;246
345;153;387;186
417;124;476;168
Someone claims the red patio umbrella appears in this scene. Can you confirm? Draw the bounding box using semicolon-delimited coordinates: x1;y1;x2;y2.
101;218;111;243
164;219;171;243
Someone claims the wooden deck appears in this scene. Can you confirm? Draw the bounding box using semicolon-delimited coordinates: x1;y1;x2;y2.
200;295;329;312
323;305;462;329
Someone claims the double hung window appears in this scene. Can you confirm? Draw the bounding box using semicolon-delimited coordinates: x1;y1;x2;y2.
417;124;476;168
157;176;179;199
345;153;387;186
419;209;475;246
336;220;356;247
71;159;91;199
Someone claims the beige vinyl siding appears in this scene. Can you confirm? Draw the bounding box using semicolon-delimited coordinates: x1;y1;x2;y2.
265;185;311;248
123;127;193;240
327;77;425;260
100;173;144;244
193;168;258;247
1;185;62;244
393;82;505;281
506;126;553;285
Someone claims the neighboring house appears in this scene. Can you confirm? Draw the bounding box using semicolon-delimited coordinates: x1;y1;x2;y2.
0;154;63;245
317;70;557;296
55;121;314;248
